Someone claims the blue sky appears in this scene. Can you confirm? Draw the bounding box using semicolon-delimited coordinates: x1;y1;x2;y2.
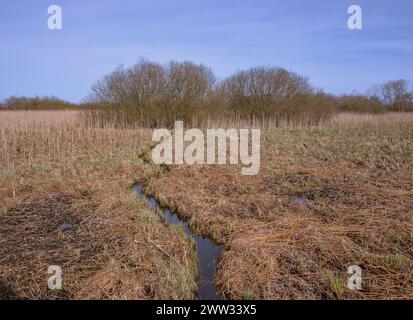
1;0;412;102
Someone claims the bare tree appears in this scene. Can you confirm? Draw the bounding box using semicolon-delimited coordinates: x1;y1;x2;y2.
221;66;313;119
378;80;412;111
162;61;216;124
91;66;129;104
88;58;216;127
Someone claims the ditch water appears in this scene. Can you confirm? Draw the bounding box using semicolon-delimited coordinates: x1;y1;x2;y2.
133;182;224;300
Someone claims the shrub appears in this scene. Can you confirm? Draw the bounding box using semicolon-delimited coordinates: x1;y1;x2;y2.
87;58;216;128
337;94;385;113
1;96;78;110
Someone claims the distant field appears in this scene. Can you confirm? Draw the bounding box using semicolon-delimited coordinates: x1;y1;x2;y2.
330;112;413;126
1;110;412;299
0;110;80;129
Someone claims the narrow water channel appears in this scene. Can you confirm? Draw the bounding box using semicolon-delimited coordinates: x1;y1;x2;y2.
133;182;224;300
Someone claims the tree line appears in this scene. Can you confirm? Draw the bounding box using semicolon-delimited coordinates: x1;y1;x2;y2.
83;58;413;127
2;58;412;127
0;96;79;111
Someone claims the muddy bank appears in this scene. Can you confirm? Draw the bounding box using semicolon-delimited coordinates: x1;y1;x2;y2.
133;182;223;300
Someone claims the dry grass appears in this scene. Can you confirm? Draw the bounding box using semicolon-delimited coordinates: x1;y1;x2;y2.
0;110;80;130
0;111;197;300
146;114;413;299
329;112;413;126
1;111;413;300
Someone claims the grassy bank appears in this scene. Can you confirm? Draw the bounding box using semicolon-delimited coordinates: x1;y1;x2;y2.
0;111;197;299
146;113;413;299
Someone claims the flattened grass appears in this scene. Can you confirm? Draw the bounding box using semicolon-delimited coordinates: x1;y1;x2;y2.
0;111;197;299
147;117;413;299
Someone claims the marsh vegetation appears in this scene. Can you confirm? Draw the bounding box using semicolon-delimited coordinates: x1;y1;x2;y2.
1;110;412;299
